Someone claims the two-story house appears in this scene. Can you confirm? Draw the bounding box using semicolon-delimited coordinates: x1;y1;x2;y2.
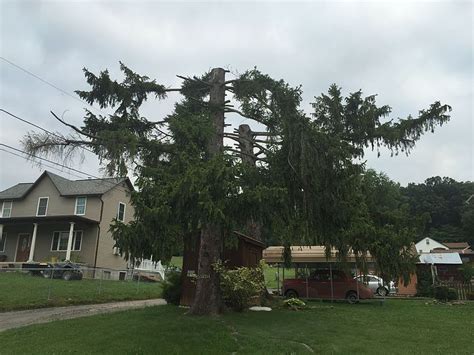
0;171;134;276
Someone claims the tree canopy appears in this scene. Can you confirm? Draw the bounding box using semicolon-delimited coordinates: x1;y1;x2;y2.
22;64;451;314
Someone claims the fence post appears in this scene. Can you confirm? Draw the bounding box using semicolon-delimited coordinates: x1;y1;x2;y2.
136;271;140;294
47;266;54;301
98;269;103;295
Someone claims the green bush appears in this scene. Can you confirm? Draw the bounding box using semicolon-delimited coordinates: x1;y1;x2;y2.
162;270;182;305
467;292;474;301
416;267;434;297
434;286;457;302
283;297;306;310
458;264;474;283
214;261;266;312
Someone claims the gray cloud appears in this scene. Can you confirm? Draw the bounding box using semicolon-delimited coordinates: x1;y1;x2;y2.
0;0;472;191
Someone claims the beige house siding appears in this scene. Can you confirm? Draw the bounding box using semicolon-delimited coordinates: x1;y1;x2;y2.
0;173;134;275
0;222;98;265
95;182;134;270
6;175;101;221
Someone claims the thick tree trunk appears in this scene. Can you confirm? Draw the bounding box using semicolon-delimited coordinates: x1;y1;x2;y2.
189;68;226;315
189;224;223;315
238;124;262;241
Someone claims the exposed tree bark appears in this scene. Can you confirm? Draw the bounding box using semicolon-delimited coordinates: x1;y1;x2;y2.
189;68;226;315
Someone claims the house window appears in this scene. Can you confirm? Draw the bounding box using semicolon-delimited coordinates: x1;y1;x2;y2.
1;201;12;218
75;197;87;215
36;197;49;216
0;232;6;252
426;239;430;245
117;202;126;222
51;231;83;251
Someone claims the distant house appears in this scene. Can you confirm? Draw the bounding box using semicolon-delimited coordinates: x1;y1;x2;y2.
415;237;474;264
0;171;134;277
415;237;448;254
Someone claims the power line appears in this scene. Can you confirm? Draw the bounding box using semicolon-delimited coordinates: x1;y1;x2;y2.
0;148;84;180
0;56;105;116
0;143;131;194
0;108;95;154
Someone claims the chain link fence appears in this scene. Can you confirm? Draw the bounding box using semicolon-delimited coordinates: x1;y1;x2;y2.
0;264;165;310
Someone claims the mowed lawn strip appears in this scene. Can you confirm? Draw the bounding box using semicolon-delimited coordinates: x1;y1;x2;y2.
1;300;473;354
0;273;162;312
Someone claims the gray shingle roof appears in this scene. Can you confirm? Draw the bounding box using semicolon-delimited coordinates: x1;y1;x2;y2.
0;183;34;200
0;171;131;200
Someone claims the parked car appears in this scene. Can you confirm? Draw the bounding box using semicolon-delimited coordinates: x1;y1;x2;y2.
354;275;396;296
41;262;83;281
283;269;373;303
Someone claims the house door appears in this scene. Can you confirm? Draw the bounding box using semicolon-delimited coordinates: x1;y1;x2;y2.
15;233;31;262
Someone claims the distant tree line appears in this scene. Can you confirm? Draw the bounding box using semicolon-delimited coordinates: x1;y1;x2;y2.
402;176;474;245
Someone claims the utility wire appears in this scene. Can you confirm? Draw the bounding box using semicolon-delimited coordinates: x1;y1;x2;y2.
0;108;95;154
0;143;131;194
0;56;106;116
0;148;84;180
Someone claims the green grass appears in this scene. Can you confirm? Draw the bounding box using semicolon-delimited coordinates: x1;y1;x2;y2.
1;300;473;354
0;272;162;312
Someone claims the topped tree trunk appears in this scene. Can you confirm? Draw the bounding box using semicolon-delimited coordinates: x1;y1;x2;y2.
188;68;226;315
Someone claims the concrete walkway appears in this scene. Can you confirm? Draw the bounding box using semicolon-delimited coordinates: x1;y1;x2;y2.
0;298;166;332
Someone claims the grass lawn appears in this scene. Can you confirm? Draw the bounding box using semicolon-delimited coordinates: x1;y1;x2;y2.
1;299;472;354
0;272;162;312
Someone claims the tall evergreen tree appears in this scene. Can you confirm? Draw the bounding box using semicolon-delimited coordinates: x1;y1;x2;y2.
23;64;451;314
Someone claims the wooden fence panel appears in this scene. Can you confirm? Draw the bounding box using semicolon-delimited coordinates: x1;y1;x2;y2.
441;281;473;300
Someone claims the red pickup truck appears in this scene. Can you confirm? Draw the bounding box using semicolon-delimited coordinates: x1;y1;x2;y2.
283;269;373;303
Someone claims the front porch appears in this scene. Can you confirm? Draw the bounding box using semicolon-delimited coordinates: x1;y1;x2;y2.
0;216;99;266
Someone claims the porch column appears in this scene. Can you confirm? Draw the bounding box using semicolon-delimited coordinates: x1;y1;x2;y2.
27;223;38;262
0;224;3;240
65;222;75;261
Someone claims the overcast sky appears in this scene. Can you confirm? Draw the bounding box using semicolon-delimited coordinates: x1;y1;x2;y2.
0;0;472;191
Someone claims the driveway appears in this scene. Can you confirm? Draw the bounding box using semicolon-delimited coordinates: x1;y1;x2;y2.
0;298;166;332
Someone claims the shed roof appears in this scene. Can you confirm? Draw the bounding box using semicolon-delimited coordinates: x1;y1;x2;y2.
263;246;374;264
418;253;462;265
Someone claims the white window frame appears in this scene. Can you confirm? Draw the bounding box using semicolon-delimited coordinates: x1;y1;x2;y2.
50;230;83;252
1;201;12;218
74;196;87;216
36;197;49;216
0;232;6;252
117;202;126;222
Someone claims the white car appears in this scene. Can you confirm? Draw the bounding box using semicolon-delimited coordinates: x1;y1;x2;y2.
354;275;396;296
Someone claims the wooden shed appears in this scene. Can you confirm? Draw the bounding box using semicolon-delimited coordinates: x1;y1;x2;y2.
180;231;265;306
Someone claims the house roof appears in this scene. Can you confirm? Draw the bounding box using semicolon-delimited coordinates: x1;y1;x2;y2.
443;242;470;250
418;253;462;265
0;171;133;200
0;183;34;200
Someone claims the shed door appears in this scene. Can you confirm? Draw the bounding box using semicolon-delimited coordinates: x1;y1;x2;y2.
15;233;31;262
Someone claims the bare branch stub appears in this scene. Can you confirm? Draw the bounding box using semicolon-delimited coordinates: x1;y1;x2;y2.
51;111;98;140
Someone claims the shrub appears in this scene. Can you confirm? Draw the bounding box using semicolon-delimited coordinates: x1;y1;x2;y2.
416;267;434;297
162;269;182;305
447;288;458;301
283;297;306;310
467;292;474;301
458;264;474;283
434;286;457;302
214;260;266;312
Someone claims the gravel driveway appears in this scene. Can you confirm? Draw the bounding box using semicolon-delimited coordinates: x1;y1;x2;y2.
0;298;166;332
